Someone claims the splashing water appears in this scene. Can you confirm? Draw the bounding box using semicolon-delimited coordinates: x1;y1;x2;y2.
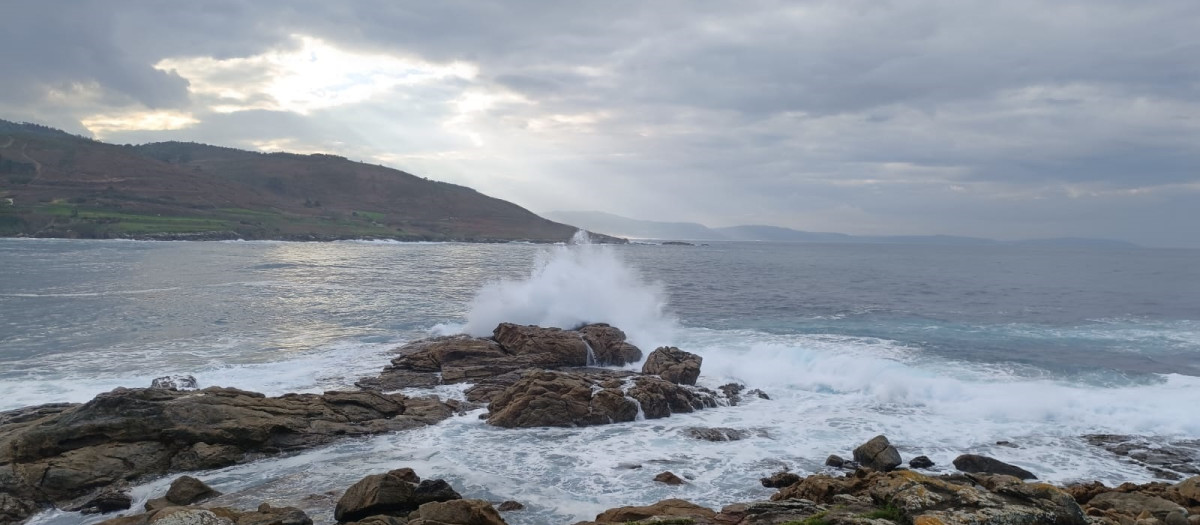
444;231;677;349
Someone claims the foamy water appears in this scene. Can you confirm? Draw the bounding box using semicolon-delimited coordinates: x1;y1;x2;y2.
4;237;1197;525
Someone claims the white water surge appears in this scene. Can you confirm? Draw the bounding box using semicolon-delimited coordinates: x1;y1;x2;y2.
13;238;1199;525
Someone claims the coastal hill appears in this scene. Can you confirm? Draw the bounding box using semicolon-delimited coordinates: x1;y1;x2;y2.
0;119;611;242
545;210;1140;247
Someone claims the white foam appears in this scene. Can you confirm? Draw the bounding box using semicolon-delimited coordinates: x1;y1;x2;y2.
444;231;677;349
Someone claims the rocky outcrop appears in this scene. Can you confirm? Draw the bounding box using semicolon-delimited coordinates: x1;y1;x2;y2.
1086;434;1200;481
359;323;645;391
759;470;801;488
407;499;508;525
576;498;717;524
852;434;902;472
335;469;462;522
485;369;716;428
683;427;754;442
96;502;312;525
144;476;221;512
641;347;702;385
0;387;455;523
953;453;1037;480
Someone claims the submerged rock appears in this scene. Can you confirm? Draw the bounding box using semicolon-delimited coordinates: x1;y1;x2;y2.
852;434;903;472
150;375;199;391
909;455;935;469
760;470;802;488
653;471;686;485
953;453;1037;480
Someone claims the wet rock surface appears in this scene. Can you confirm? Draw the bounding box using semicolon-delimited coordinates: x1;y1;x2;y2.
1087;434;1200;480
952;453;1038;480
640;346;703;385
0;387;454;523
852;435;903;472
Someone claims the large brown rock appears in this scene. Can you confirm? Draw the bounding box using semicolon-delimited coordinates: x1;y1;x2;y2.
0;387;453;523
1088;491;1188;520
869;471;1085;525
641;347;702;385
491;323;588;366
625;375;716;419
1172;475;1200;506
408;499;508;525
852;435;903;472
485;370;638;428
577;324;643;366
582;498;716;523
96;502;311;525
335;470;462;522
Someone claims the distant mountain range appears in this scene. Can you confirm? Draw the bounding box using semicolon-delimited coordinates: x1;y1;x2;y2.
0;119;618;242
543;210;1140;248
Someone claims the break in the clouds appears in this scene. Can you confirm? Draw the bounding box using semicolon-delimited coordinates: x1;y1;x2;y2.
2;1;1198;247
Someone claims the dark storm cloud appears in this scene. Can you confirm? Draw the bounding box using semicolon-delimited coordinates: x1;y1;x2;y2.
2;0;1198;246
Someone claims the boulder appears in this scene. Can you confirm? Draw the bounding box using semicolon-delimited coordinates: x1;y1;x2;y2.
166;476;220;506
409;499;507;525
1172;475;1200;506
953;454;1037;480
492;323;587;367
497;501;524;511
335;470;461;522
586;498;716;523
909;455;935;469
654;471;686;485
1089;491;1188;520
760;470;801;488
825;454;845;468
852;435;903;471
577;324;643;365
641;347;702;385
0;387;453;523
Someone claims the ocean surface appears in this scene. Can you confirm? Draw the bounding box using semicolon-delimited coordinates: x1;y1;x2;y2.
2;237;1198;524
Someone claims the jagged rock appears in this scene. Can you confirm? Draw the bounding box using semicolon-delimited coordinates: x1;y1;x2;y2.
0;387;452;523
870;470;1086;525
69;488;132;514
747;389;770;400
583;498;716;523
492;323;588;366
760;470;802;488
909;455;935;469
683;427;750;442
1066;480;1110;504
149;508;233;525
853;435;902;472
1171;476;1200;506
716;499;826;525
825;454;845;468
719;383;744;405
497;500;524;511
641;347;702;385
408;499;507;525
335;470;462;522
953;453;1037;480
578;324;643;365
654;471;686;485
1085;435;1200;480
625;375;716;419
150;375;199;391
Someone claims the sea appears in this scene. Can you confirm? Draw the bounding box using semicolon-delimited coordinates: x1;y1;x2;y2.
2;236;1198;524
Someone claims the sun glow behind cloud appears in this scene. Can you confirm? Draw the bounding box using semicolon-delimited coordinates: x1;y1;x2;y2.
81;111;199;137
155;35;478;115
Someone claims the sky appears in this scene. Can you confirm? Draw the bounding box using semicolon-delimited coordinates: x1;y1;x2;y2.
2;1;1198;247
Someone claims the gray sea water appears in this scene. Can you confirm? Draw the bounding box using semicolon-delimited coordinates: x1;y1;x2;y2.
2;237;1198;524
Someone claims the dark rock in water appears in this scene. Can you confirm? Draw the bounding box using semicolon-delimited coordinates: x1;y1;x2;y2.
747;389;770;400
0;387;454;523
825;454;845;468
953;453;1037;480
760;470;801;488
145;475;221;511
641;347;702;385
335;469;462;522
653;471;686;485
150;375;198;391
497;500;525;511
852;435;903;471
615;462;643;470
909;455;935;469
68;488;132;514
1085;434;1200;480
996;440;1019;448
718;383;744;405
683;426;751;442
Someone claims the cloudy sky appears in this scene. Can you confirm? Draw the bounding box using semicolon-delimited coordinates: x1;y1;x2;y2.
3;1;1198;247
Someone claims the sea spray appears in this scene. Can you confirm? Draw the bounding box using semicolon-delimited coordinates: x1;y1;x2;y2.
447;231;677;350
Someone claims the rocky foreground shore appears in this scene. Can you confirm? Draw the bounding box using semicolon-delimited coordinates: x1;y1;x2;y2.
2;322;1198;525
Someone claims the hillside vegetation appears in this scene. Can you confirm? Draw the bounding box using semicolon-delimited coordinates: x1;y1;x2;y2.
0;120;608;242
